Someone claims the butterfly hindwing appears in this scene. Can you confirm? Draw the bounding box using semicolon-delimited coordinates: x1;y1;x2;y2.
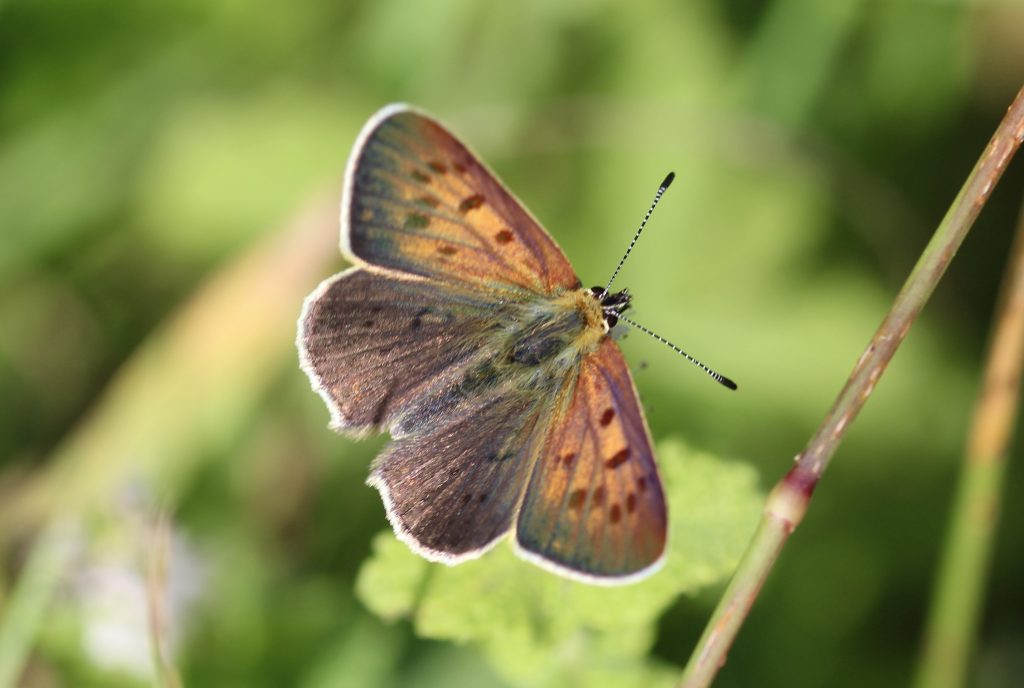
299;267;503;436
515;338;667;582
369;390;551;560
343;105;580;294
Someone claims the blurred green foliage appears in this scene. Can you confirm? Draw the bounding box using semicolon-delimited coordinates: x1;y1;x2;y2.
1;0;1023;687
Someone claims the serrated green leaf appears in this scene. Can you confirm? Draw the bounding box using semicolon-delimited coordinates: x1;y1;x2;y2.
356;439;763;686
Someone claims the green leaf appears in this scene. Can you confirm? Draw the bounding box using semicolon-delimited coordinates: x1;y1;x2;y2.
356;439;763;686
357;533;432;622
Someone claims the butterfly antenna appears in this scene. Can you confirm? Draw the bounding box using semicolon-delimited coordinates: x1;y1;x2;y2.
617;313;737;390
605;172;675;292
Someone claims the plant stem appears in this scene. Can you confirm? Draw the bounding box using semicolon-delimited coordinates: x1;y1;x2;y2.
680;85;1024;688
914;199;1024;688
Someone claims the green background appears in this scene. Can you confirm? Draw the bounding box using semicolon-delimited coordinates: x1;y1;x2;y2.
1;0;1023;686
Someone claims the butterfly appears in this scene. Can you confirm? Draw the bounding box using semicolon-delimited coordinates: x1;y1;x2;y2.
298;104;735;584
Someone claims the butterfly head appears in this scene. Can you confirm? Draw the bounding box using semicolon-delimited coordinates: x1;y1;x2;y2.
588;286;631;331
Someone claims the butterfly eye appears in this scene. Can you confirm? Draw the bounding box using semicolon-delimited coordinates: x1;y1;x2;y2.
588;286;607;299
605;312;619;329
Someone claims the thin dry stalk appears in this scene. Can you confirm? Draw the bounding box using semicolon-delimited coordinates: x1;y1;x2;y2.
914;198;1024;688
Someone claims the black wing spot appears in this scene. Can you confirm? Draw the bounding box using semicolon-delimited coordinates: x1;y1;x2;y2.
410;307;430;330
605;447;630;470
610;504;622;524
458;194;485;213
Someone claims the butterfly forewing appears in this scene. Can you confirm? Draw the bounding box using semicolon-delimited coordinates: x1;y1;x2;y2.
344;106;580;294
516;338;667;581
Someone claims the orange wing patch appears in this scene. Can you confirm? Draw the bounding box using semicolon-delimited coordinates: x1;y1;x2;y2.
343;107;580;295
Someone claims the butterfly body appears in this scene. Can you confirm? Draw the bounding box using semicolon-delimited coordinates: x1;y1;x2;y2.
299;105;667;584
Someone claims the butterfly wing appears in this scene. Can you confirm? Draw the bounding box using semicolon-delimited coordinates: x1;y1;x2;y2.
368;387;552;561
299;267;506;436
342;105;580;294
515;337;667;583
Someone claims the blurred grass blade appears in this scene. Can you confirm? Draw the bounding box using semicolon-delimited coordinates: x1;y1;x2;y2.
0;520;76;688
147;509;183;688
1;192;339;538
914;199;1024;688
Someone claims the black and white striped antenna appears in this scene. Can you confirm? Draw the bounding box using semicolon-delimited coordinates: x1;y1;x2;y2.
605;172;675;292
617;314;737;390
604;172;737;391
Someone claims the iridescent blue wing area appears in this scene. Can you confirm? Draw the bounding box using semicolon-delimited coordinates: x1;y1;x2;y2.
515;338;667;583
342;105;580;295
299;267;504;437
